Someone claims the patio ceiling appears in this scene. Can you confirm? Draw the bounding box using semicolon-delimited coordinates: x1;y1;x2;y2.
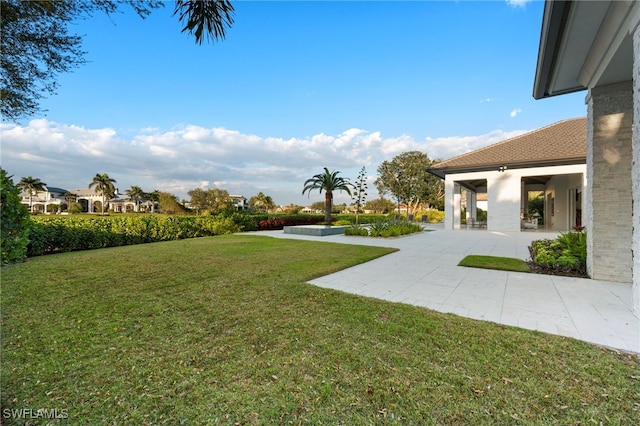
456;175;552;194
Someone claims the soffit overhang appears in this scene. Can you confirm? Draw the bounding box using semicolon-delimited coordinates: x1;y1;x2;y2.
427;158;585;180
533;0;638;100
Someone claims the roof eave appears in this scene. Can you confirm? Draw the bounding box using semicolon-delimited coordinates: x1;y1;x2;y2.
427;157;586;178
533;0;576;100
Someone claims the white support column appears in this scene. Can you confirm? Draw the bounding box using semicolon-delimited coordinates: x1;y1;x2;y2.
452;183;461;230
487;171;521;232
466;191;477;222
444;176;460;229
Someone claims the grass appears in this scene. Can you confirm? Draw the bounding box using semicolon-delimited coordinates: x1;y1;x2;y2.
2;235;638;424
458;255;531;273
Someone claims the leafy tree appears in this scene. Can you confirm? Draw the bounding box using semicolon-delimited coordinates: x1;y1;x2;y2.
332;203;347;214
143;190;160;213
375;151;444;215
125;185;145;212
17;176;45;213
528;192;545;220
207;188;232;212
157;191;188;215
281;204;303;214
302;167;352;223
308;201;325;212
67;202;83;214
248;192;276;213
187;187;232;214
1;168;30;263
88;173;116;215
187;188;208;214
64;191;78;205
1;0;234;121
364;197;396;214
351;166;368;225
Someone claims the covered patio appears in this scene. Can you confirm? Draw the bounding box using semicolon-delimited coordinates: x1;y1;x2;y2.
428;118;587;233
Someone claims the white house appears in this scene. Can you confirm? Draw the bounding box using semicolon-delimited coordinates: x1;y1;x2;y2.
230;195;248;210
19;186;68;213
532;0;639;315
428;117;587;233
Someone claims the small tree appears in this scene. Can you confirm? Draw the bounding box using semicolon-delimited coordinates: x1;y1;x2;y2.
88;173;116;215
126;185;145;212
302;167;352;223
158;191;189;215
309;201;325;212
248;192;276;213
351;166;368;225
17;176;45;213
364;197;396;214
1;168;30;264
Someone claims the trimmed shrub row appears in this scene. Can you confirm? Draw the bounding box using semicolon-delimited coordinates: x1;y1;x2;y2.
27;215;247;257
257;215;325;230
345;221;424;238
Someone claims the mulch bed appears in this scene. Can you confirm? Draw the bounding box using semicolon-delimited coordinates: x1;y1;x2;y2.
526;261;589;278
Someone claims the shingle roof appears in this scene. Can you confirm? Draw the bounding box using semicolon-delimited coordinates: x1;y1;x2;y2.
428;117;586;178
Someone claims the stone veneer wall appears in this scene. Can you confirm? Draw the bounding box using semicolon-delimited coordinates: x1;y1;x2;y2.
633;24;640;316
586;81;634;283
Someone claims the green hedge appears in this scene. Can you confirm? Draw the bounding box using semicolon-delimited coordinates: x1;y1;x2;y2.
27;214;253;257
1;168;31;264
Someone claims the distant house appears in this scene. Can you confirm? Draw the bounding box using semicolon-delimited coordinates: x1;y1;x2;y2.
230;195;248;210
20;185;155;214
428;117;587;232
66;188;136;213
531;0;639;315
19;186;68;213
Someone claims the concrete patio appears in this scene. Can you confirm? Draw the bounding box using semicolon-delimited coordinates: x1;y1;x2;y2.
248;225;639;354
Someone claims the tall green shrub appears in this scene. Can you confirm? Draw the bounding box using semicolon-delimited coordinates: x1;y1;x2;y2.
1;168;31;264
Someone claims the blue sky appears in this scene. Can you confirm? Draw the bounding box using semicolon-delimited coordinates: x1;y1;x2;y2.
1;0;587;206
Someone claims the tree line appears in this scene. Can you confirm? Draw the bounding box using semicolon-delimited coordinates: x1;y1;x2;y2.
13;150;444;217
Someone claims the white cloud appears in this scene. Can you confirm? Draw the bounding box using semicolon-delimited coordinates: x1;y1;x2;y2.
0;120;529;206
478;98;493;103
506;0;533;8
510;108;522;118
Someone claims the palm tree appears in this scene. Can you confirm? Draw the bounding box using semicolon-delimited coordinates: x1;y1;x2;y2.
173;0;235;45
126;185;145;212
249;192;276;213
88;173;116;215
302;168;352;223
17;176;46;213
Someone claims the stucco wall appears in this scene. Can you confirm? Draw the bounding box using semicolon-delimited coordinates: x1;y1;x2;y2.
587;82;634;283
443;165;585;232
487;171;521;232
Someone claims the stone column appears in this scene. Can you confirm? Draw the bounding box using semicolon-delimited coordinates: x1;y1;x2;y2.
586;81;633;283
632;23;640;316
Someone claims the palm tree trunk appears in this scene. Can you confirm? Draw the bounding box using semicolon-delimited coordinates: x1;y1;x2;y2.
324;192;332;223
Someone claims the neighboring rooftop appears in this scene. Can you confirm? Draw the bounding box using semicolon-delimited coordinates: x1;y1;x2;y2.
428;117;586;178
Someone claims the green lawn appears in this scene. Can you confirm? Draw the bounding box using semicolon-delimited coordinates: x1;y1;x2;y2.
1;235;638;424
459;255;531;273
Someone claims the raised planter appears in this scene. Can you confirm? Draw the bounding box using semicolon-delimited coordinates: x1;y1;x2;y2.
283;225;347;236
